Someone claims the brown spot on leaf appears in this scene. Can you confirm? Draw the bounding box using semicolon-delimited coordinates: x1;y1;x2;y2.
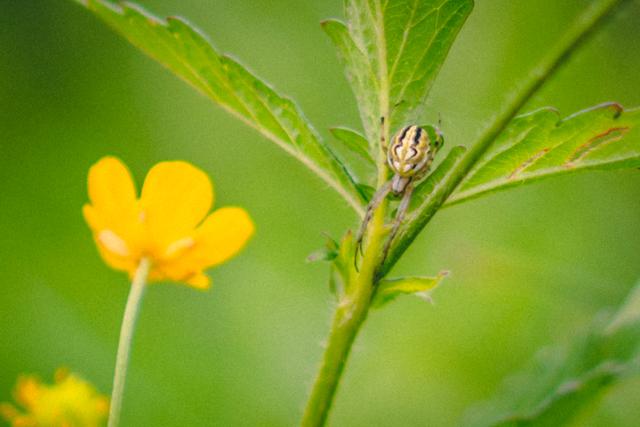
565;127;629;167
508;148;550;180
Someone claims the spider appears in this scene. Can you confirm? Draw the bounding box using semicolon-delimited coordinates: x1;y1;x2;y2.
355;119;444;269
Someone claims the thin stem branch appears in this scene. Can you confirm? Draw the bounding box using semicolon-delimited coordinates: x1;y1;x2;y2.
381;0;629;276
108;257;151;427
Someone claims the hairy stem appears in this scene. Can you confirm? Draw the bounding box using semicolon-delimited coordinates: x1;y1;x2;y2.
302;20;392;418
381;0;629;276
108;257;150;427
301;199;387;427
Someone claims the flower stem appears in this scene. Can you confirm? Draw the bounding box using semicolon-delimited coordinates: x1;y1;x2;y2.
108;257;151;427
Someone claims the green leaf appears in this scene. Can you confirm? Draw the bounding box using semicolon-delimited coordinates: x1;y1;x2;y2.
356;182;376;202
307;248;338;263
462;281;640;427
606;282;640;333
372;271;448;308
330;127;376;167
327;230;359;298
323;0;473;144
322;19;380;149
74;0;366;216
307;234;340;263
408;145;468;212
449;103;640;206
333;231;357;282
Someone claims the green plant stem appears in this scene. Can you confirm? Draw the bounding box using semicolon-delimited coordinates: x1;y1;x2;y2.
381;0;629;277
108;257;151;427
303;105;391;425
301;200;387;427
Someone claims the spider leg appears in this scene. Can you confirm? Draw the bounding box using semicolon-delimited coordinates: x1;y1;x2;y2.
355;181;392;271
380;116;387;151
378;180;414;272
355;115;391;271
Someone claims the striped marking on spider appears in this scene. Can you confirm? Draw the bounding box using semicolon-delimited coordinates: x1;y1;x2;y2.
356;121;444;270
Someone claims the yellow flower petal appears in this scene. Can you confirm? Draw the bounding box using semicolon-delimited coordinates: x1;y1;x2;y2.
186;273;211;290
90;231;138;274
82;204;103;231
14;376;41;409
140;161;213;248
84;157;253;287
1;370;108;427
14;417;36;427
195;207;255;267
87;157;138;237
152;207;253;284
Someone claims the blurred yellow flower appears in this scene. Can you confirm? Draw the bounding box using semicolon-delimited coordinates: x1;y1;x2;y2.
0;368;108;427
83;157;254;289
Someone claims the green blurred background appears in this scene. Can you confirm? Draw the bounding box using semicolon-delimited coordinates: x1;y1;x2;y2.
2;0;640;425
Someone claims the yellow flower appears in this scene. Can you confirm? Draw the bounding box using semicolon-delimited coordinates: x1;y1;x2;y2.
83;157;254;289
0;368;109;427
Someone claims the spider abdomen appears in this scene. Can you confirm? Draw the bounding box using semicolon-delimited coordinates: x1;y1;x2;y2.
388;125;432;178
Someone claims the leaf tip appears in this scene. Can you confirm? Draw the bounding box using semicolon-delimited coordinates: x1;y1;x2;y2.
319;18;346;37
320;18;342;27
609;102;624;118
451;145;468;155
590;102;624;119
